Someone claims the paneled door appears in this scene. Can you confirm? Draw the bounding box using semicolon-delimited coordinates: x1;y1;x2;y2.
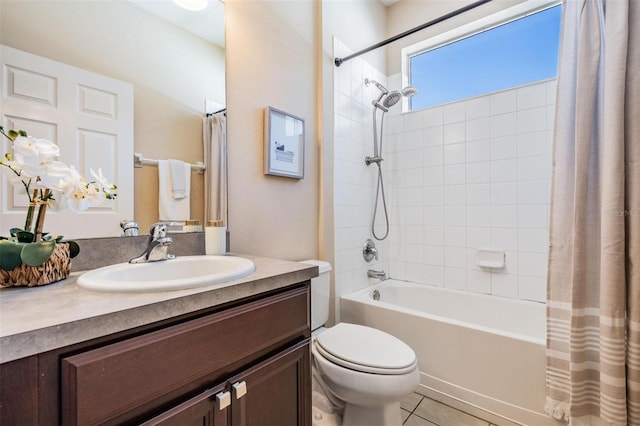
0;45;133;238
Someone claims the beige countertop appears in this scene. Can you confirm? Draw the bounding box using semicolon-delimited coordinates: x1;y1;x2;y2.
0;254;318;364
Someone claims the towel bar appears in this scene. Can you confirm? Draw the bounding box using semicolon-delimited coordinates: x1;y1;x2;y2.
134;153;205;174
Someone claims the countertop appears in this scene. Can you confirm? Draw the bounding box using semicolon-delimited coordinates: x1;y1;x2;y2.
0;254;318;363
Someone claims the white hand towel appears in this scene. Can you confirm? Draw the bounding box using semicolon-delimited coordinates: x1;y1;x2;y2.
158;160;191;221
168;159;186;199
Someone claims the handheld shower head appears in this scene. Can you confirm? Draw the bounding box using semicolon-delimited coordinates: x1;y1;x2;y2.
382;90;402;108
401;86;418;97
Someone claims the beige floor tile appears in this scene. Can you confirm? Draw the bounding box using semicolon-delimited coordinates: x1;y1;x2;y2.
413;397;490;426
404;414;438;426
401;392;424;412
402;408;411;423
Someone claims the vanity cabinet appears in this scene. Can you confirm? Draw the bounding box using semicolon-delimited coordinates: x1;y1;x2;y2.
0;282;311;426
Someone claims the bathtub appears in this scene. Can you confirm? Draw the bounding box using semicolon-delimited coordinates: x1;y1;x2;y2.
340;280;555;426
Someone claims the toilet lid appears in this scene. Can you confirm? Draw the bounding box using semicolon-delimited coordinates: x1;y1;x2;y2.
314;323;417;375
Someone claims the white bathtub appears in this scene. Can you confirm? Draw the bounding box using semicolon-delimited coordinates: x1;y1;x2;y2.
341;280;555;426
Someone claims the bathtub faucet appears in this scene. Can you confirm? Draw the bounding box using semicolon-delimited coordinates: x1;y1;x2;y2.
367;269;387;280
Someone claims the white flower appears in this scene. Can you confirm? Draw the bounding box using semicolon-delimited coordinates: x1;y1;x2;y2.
12;136;60;178
90;168;116;198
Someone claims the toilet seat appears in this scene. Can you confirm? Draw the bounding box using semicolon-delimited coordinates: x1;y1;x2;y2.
314;323;417;375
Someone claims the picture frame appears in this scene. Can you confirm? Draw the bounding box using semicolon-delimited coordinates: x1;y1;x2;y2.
264;106;305;179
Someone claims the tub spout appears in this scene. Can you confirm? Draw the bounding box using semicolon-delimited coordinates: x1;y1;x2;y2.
367;269;387;279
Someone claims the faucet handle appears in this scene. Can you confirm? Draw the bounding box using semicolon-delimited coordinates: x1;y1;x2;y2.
150;222;168;239
363;239;378;262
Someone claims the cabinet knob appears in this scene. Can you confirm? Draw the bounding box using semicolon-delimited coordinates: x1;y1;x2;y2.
216;391;231;410
232;381;247;399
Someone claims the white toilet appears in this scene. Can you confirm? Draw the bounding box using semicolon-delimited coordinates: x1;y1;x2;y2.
300;260;420;426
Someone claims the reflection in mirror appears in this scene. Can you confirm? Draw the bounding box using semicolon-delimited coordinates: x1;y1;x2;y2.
0;0;225;237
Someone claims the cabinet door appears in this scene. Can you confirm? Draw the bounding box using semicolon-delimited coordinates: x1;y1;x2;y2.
229;340;310;426
140;383;229;426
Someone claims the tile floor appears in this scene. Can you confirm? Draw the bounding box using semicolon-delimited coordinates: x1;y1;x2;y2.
400;392;505;426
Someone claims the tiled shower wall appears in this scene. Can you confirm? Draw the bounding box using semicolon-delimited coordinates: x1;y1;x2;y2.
385;78;555;302
332;40;391;320
333;39;553;305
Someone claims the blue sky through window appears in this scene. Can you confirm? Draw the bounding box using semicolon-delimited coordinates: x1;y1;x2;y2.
410;5;561;110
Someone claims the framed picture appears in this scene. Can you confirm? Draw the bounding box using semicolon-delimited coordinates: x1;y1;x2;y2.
264;106;305;179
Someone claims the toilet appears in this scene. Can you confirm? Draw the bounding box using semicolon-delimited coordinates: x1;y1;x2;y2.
300;260;420;426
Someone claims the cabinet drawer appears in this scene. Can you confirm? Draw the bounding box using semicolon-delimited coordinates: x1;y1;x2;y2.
62;286;309;425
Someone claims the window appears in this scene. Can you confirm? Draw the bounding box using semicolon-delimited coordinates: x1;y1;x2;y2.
404;2;561;110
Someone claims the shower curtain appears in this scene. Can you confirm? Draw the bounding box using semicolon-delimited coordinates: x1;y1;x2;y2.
203;112;227;224
545;0;639;425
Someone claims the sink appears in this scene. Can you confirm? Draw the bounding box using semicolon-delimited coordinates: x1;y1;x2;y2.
77;255;255;292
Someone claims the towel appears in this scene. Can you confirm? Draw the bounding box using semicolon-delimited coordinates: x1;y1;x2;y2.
158;160;191;221
168;159;187;199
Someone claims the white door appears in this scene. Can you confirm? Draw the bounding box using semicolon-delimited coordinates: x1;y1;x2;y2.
0;45;134;239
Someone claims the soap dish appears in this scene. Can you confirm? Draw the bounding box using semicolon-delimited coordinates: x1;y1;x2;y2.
475;248;505;268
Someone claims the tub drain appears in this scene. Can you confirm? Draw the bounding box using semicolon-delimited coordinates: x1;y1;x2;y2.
372;289;380;301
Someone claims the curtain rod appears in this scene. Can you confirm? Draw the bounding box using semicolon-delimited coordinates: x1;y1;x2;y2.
334;0;493;67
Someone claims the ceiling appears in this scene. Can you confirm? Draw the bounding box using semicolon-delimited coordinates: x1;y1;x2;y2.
129;0;225;48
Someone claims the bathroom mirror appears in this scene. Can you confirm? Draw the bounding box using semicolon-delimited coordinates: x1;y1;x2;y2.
0;0;225;237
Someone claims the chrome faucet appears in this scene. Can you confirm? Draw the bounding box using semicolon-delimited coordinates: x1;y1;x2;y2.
367;269;387;279
129;222;176;263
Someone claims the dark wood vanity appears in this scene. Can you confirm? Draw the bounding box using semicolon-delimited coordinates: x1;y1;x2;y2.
0;259;314;426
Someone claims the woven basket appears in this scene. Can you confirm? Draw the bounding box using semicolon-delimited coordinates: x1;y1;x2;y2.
0;243;71;288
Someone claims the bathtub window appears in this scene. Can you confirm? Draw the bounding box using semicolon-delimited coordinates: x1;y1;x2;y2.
403;1;561;110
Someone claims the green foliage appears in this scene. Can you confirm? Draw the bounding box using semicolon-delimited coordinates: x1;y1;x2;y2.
0;238;80;271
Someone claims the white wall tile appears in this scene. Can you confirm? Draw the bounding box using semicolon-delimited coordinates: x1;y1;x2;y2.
444;143;466;164
423;126;444;147
491;273;519;298
467;161;491;184
444;267;466;290
467;270;491;293
444;184;466;205
517;83;547;110
490;90;517;115
467;205;492;227
444;205;466;226
444;102;465;123
491;205;518;228
517;107;547;134
444;122;466;144
518;252;548;278
425;225;445;245
424;146;444;166
444;164;466;185
467;227;491;248
491;136;517;160
467;139;491;162
518;275;546;302
518;204;549;229
491;182;518;205
518;180;551;204
517;131;549;157
466;117;491;141
404;111;424;132
466;183;491;205
491;227;518;250
424;107;444;128
518;156;551;181
425;265;444;285
424;165;444;186
466;96;491;120
490;112;517;138
425;245;444;266
491;159;517;182
424;185;444;206
445;226;466;247
518;228;549;253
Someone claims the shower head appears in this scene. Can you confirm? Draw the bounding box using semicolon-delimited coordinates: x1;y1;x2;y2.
402;86;418;97
382;90;402;108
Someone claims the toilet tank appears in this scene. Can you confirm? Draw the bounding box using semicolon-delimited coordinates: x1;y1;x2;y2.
299;260;332;331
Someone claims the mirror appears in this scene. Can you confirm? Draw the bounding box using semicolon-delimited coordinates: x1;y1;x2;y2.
0;0;225;236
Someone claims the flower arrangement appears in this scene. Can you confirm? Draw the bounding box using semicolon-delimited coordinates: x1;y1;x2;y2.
0;126;117;284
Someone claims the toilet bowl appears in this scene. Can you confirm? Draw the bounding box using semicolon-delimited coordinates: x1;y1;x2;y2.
300;260;420;426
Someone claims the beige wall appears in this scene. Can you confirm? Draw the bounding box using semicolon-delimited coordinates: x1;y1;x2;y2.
225;0;319;260
0;0;225;233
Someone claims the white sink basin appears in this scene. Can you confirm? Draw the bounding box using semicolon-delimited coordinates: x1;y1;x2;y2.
77;255;255;292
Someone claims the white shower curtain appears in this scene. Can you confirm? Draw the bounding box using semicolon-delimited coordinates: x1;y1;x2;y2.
546;0;640;424
203;112;227;224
